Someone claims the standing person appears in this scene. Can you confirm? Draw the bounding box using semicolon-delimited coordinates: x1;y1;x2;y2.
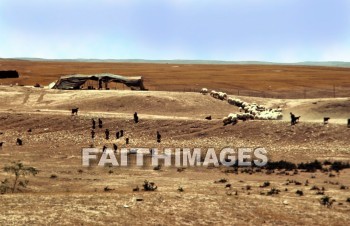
156;131;161;143
98;118;103;128
92;119;96;130
113;144;118;152
120;130;124;137
290;112;296;125
98;79;102;90
105;129;110;140
116;131;120;139
91;130;95;139
134;112;139;123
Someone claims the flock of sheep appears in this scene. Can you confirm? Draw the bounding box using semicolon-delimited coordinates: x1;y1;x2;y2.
201;88;283;125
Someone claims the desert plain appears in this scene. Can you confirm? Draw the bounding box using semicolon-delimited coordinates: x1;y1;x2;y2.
0;60;350;225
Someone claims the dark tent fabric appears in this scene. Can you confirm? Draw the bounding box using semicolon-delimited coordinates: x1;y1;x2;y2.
52;74;145;90
0;70;19;79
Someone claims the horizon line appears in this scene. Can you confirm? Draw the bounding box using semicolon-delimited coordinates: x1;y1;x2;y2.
1;57;350;64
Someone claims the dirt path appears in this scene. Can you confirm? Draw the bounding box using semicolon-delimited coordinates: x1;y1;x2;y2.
0;108;205;121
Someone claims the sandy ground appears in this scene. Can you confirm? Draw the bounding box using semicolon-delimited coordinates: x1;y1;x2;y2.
0;86;350;225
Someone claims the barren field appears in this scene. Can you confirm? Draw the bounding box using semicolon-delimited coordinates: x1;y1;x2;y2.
0;85;350;225
1;59;350;98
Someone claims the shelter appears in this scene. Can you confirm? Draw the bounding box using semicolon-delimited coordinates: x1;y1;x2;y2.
52;73;146;90
0;70;19;79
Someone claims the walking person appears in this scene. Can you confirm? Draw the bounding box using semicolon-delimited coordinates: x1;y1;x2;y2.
134;112;139;123
92;119;96;129
116;130;120;139
105;129;110;140
156;131;161;143
98;118;103;128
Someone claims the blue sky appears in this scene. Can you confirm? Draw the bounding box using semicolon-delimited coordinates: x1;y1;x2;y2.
0;0;349;62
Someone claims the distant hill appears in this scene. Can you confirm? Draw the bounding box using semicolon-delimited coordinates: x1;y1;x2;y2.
1;57;350;67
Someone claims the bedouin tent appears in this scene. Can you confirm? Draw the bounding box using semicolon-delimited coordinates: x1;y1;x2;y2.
51;73;146;90
0;70;19;79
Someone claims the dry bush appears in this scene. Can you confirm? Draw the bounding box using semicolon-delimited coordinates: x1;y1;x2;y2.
3;161;39;193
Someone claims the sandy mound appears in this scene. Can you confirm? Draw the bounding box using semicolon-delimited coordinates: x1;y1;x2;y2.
284;98;350;122
0;86;349;124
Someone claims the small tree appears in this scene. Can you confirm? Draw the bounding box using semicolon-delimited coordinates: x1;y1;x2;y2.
3;161;39;193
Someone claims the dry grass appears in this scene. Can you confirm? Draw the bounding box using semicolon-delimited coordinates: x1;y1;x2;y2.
0;86;350;224
1;59;350;98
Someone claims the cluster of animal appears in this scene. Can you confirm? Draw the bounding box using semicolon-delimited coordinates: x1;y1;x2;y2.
223;102;283;125
201;88;283;124
227;97;283;120
201;88;228;100
210;90;228;100
202;88;350;127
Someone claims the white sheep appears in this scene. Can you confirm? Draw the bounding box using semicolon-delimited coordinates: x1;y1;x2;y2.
200;88;208;94
223;113;238;125
237;113;254;120
255;111;283;120
218;92;227;100
215;91;283;121
274;107;283;112
228;97;239;105
209;90;227;100
210;90;219;98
